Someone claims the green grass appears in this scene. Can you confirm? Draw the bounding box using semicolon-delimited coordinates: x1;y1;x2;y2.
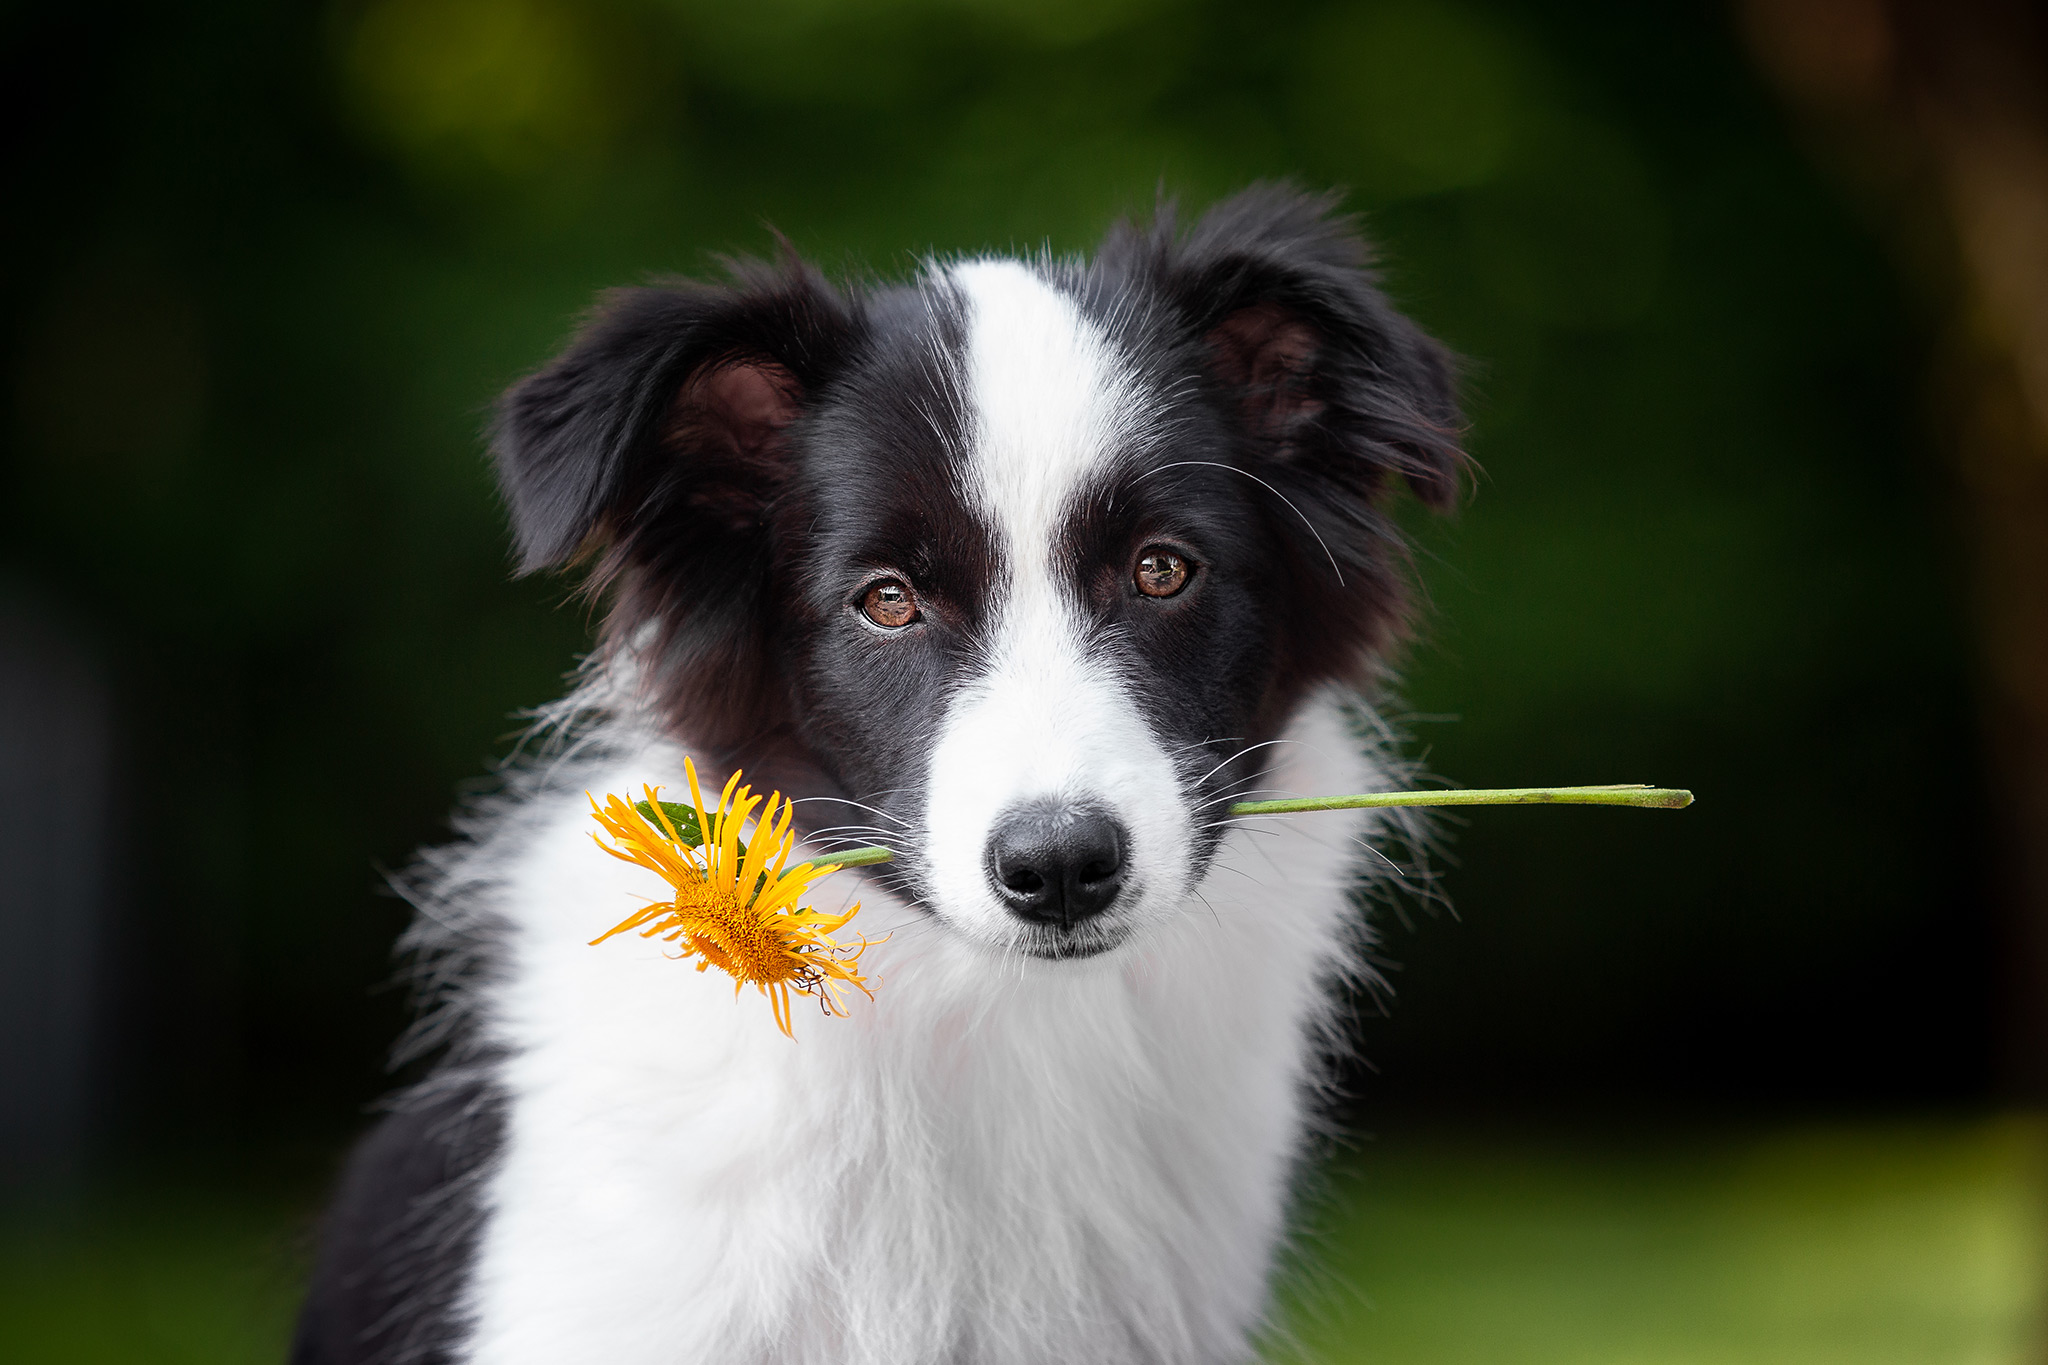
0;1182;309;1365
1271;1119;2047;1365
1;1120;2038;1363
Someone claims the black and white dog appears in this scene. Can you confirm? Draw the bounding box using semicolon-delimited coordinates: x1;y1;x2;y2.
293;185;1464;1365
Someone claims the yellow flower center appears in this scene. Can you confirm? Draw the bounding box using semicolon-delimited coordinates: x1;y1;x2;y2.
665;876;805;988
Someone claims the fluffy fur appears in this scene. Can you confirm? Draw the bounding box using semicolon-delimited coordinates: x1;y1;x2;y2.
293;185;1464;1365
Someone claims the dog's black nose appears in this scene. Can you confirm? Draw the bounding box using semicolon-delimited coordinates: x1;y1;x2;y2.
987;803;1129;928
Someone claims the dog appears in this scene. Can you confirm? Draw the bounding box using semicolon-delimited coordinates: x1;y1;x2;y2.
291;184;1465;1365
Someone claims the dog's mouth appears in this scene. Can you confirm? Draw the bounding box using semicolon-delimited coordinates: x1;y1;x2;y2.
1013;923;1132;961
894;874;1141;961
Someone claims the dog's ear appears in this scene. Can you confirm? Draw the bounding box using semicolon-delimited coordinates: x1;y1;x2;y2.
1101;185;1467;682
1159;184;1466;510
490;256;857;749
492;260;855;574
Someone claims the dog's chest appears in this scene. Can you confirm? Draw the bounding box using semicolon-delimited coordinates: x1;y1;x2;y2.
457;710;1372;1365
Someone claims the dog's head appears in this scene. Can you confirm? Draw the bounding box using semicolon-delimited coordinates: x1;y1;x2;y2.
495;186;1463;961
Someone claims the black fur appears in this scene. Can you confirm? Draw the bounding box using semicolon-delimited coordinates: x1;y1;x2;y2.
292;1079;504;1365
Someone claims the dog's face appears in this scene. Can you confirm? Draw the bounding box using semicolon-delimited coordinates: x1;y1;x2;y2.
496;188;1462;960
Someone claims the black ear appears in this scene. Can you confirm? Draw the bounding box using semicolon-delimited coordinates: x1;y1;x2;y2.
491;257;855;574
1098;186;1467;684
490;254;857;751
1152;183;1467;510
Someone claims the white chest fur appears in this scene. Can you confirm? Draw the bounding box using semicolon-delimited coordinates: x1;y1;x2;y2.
459;696;1379;1365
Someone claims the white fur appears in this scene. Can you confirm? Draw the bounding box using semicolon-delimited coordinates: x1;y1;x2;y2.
924;260;1190;954
463;695;1377;1365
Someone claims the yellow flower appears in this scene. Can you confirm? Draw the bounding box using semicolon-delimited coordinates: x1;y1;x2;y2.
587;758;875;1038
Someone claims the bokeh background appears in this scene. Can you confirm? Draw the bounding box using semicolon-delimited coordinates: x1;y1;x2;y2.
4;0;2046;1361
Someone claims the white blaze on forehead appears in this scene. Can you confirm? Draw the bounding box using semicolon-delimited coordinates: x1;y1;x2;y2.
922;260;1189;945
947;259;1137;541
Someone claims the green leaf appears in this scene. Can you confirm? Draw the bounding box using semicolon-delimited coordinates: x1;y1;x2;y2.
635;798;702;846
634;798;747;858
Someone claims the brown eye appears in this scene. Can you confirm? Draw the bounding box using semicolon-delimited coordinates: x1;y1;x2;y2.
860;579;919;628
1134;548;1191;598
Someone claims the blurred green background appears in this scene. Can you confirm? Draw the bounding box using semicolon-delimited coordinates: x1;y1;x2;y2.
0;0;2035;1360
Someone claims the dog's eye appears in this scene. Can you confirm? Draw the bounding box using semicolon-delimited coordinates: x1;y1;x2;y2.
1134;548;1191;599
860;579;919;629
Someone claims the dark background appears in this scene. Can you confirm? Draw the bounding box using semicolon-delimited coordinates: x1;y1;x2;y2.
0;0;2014;1187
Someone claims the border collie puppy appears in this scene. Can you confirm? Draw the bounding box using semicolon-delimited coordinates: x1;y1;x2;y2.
293;185;1464;1365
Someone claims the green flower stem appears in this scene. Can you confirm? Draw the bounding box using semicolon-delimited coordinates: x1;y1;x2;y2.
825;846;900;868
811;784;1692;868
1229;784;1694;814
